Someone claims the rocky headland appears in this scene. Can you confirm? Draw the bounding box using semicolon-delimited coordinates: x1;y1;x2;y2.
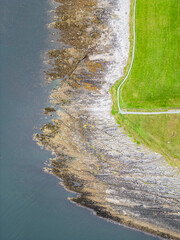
35;0;180;239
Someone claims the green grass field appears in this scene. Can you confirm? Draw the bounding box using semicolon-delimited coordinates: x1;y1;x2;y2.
120;0;180;110
111;0;180;170
113;113;180;169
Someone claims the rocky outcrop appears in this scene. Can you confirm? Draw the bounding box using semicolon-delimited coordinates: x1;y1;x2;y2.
35;0;180;239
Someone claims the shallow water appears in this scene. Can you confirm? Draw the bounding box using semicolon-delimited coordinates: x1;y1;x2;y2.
0;0;159;239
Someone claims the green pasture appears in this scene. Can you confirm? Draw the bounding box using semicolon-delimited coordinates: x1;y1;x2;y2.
120;0;180;110
111;0;180;170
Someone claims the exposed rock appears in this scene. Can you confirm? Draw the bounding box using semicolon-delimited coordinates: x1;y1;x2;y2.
35;0;180;239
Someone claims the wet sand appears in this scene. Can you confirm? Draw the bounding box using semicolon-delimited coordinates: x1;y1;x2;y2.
35;0;180;239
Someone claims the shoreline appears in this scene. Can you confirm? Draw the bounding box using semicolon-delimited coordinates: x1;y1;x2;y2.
45;167;180;240
35;0;180;239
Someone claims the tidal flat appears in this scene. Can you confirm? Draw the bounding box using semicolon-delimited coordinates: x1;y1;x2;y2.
35;0;180;239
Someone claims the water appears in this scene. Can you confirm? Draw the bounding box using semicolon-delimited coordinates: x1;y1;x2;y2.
0;0;158;239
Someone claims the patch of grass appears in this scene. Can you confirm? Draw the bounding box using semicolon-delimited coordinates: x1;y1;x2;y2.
111;0;180;170
121;0;180;110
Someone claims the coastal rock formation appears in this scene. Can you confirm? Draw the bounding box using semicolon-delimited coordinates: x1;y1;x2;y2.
35;0;180;239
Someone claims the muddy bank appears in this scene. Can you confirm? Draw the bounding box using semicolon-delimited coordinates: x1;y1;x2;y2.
35;0;180;239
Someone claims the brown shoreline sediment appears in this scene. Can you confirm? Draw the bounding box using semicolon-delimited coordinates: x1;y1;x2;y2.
35;0;180;239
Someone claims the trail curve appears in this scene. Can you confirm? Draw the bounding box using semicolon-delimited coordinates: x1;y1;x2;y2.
117;0;180;115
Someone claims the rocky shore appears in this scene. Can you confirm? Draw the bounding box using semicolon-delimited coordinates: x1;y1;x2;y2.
35;0;180;239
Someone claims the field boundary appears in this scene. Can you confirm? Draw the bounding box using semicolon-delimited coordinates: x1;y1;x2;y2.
117;0;180;115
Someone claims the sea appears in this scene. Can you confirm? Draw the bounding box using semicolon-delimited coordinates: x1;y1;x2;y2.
0;0;159;239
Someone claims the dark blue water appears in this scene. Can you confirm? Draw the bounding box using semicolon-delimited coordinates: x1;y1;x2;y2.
0;0;159;239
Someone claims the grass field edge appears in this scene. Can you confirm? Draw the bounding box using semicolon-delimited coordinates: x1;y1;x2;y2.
110;0;135;115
